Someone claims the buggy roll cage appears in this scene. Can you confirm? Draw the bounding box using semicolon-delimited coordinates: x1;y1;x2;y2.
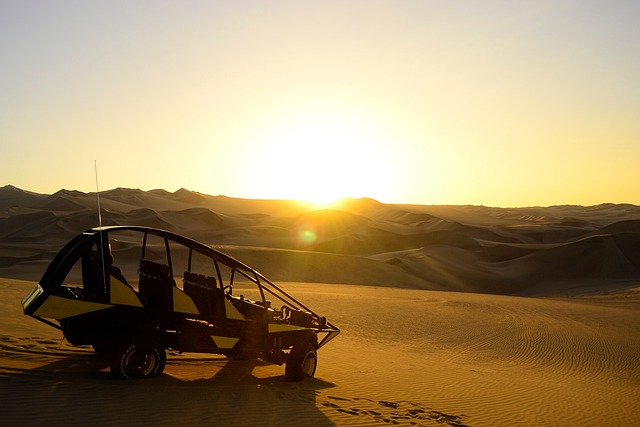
34;226;340;348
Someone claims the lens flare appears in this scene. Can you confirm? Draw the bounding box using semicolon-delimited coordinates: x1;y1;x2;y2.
299;228;317;244
292;221;320;246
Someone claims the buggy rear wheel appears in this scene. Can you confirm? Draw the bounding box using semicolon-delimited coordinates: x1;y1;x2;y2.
285;343;317;382
110;342;166;379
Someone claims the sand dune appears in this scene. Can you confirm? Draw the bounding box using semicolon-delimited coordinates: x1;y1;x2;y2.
2;186;640;425
2;185;640;295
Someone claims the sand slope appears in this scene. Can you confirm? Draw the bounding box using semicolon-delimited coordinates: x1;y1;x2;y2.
2;279;639;426
2;185;640;296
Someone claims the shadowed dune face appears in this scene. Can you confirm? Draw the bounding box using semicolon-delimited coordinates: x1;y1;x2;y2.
1;185;640;296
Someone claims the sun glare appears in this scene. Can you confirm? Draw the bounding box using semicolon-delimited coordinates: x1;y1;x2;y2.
246;108;400;204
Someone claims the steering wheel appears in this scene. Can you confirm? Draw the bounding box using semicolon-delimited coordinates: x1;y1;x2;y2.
281;305;291;320
223;284;232;294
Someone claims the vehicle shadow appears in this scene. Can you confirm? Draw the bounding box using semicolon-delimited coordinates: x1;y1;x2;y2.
1;346;337;426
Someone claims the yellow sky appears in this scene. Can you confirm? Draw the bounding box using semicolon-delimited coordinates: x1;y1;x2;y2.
1;1;639;207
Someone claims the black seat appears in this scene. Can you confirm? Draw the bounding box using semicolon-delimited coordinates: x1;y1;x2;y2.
183;271;224;317
138;259;174;310
82;250;106;300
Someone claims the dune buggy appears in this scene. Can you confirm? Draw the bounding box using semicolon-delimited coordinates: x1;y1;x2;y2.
22;226;339;380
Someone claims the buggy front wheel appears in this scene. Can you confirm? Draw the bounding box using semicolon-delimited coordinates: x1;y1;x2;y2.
109;342;166;379
285;343;317;382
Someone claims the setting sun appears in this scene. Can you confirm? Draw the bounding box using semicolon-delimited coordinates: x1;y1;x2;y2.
2;1;639;207
243;107;402;204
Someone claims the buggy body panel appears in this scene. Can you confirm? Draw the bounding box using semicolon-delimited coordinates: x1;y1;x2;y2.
22;226;340;379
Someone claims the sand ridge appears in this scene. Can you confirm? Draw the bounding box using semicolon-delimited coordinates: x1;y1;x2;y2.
2;186;640;295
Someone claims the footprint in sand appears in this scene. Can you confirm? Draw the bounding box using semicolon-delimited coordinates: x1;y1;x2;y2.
320;396;469;427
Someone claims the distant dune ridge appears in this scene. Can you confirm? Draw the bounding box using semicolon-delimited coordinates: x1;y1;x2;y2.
1;184;639;295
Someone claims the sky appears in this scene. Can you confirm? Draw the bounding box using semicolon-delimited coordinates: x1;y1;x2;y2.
1;0;639;207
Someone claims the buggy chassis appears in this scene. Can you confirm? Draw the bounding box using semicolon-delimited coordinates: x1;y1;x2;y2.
22;226;340;381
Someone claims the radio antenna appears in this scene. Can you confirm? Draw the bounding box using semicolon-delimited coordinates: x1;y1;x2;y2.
94;160;103;228
94;160;107;294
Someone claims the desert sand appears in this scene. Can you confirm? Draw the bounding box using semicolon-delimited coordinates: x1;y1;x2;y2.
1;186;640;426
2;279;639;426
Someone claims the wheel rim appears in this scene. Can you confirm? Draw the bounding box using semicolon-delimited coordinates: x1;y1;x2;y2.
123;347;156;377
140;353;157;376
302;351;317;376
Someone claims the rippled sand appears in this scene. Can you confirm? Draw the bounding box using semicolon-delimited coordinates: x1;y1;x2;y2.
2;279;639;426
